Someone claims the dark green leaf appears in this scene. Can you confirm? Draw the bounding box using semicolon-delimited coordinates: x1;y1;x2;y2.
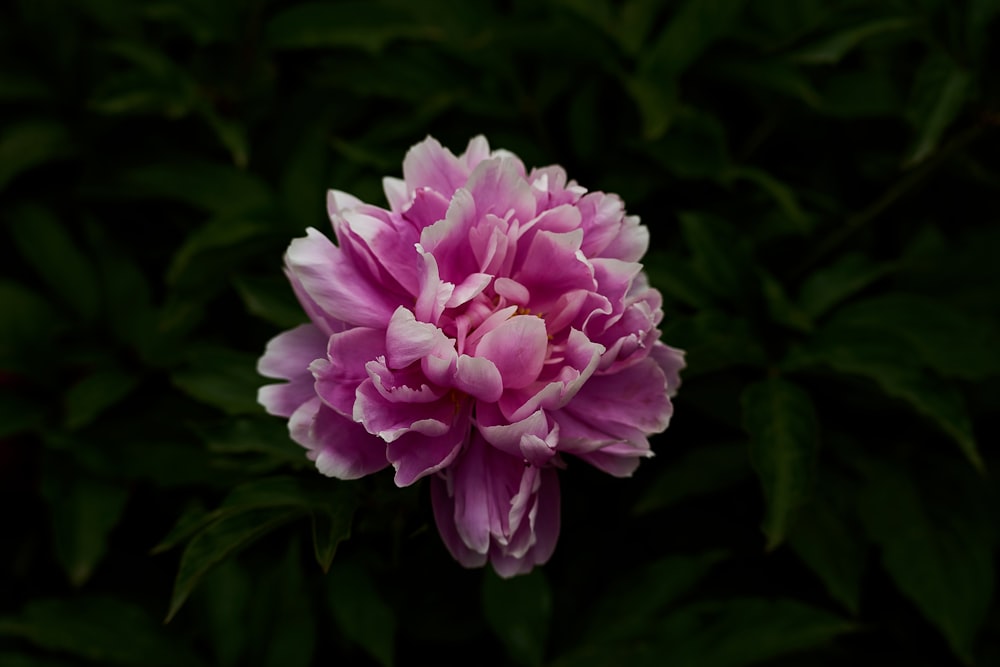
792;17;916;65
41;469;130;587
788;490;866;614
904;53;972;166
726;167;812;235
166;215;272;288
64;368;139;429
760;271;812;332
798;253;894;319
267;3;443;52
742;378;818;550
858;464;994;663
166;506;301;621
7;205;101;320
662;311;768;376
649;111;729;179
109;160;272;214
0;597;205;666
328;559;396;667
641;0;746;78
654;598;855;667
0;120;71;190
679;212;757;302
170;345;263;415
233;274;307;328
633;442;750;515
621;75;678;141
0;281;62;371
483;568;552;667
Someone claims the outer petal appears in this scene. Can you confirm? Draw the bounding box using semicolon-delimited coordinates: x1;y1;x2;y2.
257;323;328;380
431;474;489;568
309;404;390;479
402;136;469;197
387;402;472;486
474;315;548;390
285;228;400;328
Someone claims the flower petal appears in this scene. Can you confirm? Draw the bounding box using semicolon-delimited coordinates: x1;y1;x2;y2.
310;405;389;479
387;403;471;486
474;314;548;390
257;323;328;380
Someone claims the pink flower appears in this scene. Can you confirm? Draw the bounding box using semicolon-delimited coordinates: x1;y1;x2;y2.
258;136;684;576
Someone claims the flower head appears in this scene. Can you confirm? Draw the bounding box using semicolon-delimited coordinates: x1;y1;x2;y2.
258;136;684;576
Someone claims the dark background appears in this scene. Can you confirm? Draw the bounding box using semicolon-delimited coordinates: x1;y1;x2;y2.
2;0;999;665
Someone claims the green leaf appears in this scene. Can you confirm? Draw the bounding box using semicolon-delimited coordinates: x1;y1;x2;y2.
760;271;812;332
0;120;71;190
166;506;302;621
41;469;130;587
633;442;749;515
170;345;263;415
644;252;717;309
328;559;396;667
679;212;757;302
798;253;894;319
64;368;139;429
904;53;972;166
725;166;812;235
620;74;678;141
197;416;307;467
483;568;552;667
267;3;443;52
166;215;272;289
788;487;866;614
654;598;855;667
792;17;916;65
784;322;985;471
0;281;62;372
742;378;819;550
0;597;205;666
858;464;993;663
110;160;272;214
826;293;1000;380
232;274;307;328
587;553;726;644
641;0;746;78
662;311;768;377
7;205;101;321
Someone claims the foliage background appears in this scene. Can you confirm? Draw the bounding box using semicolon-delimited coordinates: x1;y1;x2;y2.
2;0;999;665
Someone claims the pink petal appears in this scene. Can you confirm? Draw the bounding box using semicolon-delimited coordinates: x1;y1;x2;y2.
431;474;489;567
453;355;503;402
310;405;389;479
387;404;471;486
258;377;314;418
402;136;469;197
385;307;453;369
285;228;399;328
257;324;328;380
466;157;536;223
474;315;548;390
354;379;454;442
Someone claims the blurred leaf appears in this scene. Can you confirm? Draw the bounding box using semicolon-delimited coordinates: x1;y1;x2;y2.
622;75;678;141
788;487;866;614
0;597;205;666
64;368;139;430
252;541;317;667
726;166;812;234
821;70;902;117
7;205;101;321
826;293;1000;380
0;120;71;190
166;215;272;289
88;42;197;116
233;274;307;328
797;253;894;319
713;59;822;108
597;552;725;639
0;390;46;438
328;559;396;667
679;212;757;302
267;3;443;52
197;416;306;466
166;506;301;621
201;560;251;667
662;311;768;377
742;378;818;550
649;112;729;179
792;17;915;65
904;52;972;166
784;329;984;472
170;346;263;415
483;568;551;667
0;651;77;667
858;464;994;663
644;251;717;309
110;160;272;214
653;598;854;667
760;272;812;332
41;468;129;587
0;70;51;102
633;442;749;515
0;281;62;372
641;0;746;78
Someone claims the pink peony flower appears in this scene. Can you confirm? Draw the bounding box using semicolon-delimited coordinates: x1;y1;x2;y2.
258;136;684;576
